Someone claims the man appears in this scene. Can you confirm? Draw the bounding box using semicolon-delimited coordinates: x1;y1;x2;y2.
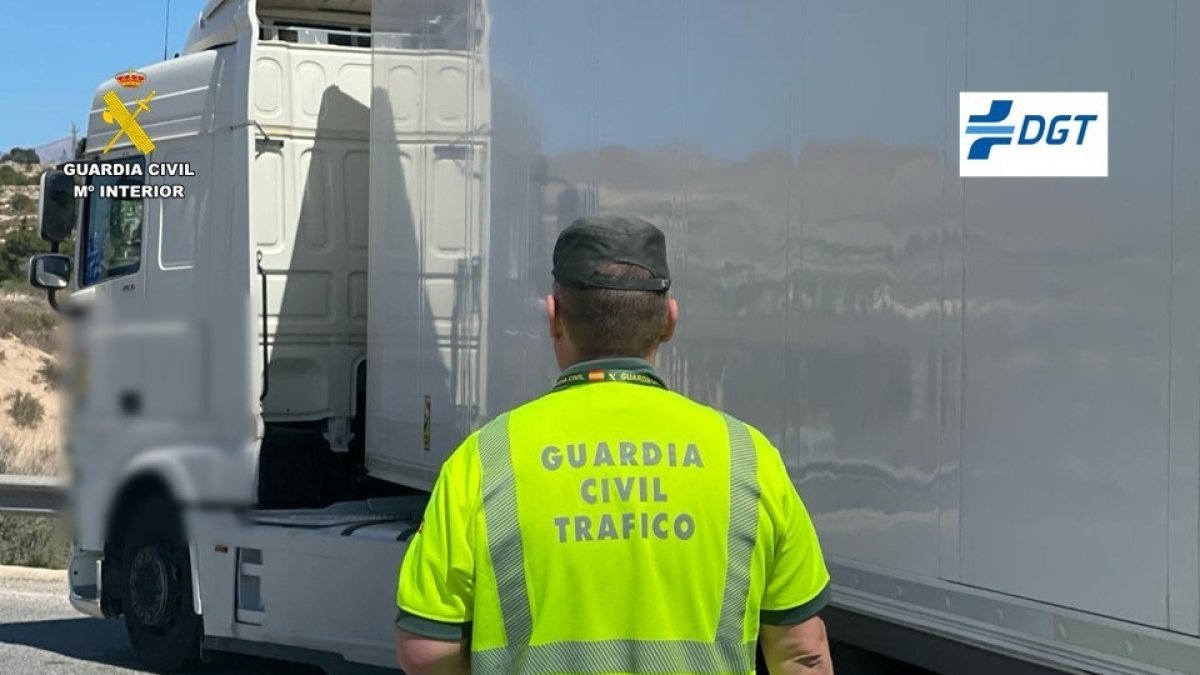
395;215;833;675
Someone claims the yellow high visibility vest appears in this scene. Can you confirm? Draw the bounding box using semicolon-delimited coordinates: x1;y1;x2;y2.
397;357;830;675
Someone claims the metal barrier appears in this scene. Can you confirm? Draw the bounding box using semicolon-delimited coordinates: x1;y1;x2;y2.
0;474;66;515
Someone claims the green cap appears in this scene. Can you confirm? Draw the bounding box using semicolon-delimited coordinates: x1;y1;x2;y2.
552;215;671;292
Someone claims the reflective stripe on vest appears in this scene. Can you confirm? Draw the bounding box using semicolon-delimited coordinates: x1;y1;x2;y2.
474;410;761;674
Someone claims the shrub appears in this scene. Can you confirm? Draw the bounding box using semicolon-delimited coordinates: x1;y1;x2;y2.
0;165;34;186
0;226;49;283
33;357;60;391
0;349;5;363
5;390;45;429
9;192;34;215
2;148;39;165
0;515;69;568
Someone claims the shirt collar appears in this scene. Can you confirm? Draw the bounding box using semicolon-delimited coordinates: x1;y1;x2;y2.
551;357;667;392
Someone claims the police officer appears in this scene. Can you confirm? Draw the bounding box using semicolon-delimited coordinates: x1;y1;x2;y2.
395;215;833;675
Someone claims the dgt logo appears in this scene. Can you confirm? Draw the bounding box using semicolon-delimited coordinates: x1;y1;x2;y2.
960;92;1107;177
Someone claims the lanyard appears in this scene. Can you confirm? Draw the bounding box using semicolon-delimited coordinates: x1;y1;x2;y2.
551;364;667;392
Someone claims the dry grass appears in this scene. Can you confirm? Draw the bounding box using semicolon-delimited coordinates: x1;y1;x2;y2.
0;430;58;476
0;377;65;571
0;430;67;569
0;280;67;568
0;297;59;353
0;335;61;475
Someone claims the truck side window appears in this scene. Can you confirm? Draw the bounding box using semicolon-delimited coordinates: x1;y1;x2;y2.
81;157;146;287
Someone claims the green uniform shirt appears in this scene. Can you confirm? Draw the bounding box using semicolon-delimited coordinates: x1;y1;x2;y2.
396;357;830;674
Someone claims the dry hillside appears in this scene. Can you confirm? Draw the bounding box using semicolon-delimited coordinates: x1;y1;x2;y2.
0;323;68;567
0;327;61;476
0;160;63;477
0;157;77;568
0;160;40;237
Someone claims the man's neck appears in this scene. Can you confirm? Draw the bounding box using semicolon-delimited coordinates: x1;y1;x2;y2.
559;352;657;371
551;355;668;392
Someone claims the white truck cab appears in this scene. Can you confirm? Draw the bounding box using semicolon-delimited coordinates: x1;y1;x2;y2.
32;0;485;669
27;1;1200;673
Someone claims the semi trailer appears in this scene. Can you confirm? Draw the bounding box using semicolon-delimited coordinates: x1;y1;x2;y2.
25;0;1200;673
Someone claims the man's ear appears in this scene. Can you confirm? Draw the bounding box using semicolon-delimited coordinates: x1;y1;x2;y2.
660;297;679;344
545;294;563;339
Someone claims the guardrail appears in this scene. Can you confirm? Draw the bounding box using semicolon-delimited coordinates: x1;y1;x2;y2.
0;474;66;515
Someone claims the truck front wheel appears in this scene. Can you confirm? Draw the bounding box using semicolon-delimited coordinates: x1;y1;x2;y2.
120;495;202;672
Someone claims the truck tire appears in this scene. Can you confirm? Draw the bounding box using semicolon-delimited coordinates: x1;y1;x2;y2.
119;494;202;672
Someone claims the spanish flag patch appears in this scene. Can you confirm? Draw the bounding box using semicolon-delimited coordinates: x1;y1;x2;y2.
588;370;605;382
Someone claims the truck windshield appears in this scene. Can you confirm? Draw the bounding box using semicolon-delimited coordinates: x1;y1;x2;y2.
80;156;145;286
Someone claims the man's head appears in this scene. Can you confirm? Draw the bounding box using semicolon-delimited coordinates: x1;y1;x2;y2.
546;215;679;367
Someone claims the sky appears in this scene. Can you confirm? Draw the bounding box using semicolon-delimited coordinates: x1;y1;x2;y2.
0;0;208;151
0;0;946;160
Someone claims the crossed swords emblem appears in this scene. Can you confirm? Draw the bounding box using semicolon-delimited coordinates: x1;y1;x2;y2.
101;89;157;155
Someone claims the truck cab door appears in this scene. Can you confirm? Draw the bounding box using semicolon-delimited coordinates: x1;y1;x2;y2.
69;154;150;423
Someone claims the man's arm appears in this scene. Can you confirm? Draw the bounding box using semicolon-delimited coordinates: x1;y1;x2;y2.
395;630;470;675
394;440;481;674
751;425;834;674
760;616;834;675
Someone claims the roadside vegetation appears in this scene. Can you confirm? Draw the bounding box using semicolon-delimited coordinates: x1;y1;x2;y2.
0;290;64;568
0;327;67;568
1;155;57;285
0;439;68;569
5;389;45;428
0;155;68;568
0;282;59;352
0;165;37;187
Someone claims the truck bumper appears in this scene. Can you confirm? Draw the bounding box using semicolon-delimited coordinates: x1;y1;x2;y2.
67;547;104;619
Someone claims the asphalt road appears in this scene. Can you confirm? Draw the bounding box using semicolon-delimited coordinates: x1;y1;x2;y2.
0;567;146;674
0;566;318;674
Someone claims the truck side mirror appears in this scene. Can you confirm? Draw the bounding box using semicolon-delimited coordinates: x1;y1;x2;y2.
39;170;77;243
28;253;72;290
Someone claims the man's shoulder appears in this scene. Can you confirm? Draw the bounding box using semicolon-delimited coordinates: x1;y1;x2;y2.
690;406;788;472
484;384;778;445
442;427;487;474
668;397;776;446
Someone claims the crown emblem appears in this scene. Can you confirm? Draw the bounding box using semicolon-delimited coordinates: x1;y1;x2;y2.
115;69;146;88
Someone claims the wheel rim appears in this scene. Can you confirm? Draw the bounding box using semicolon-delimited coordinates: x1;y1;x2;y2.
128;543;183;631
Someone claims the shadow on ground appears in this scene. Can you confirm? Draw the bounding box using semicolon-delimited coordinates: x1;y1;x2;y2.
0;618;140;670
0;617;322;673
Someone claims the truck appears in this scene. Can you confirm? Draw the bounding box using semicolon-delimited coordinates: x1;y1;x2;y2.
24;0;1200;673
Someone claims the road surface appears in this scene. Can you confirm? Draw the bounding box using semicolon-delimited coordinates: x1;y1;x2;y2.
0;566;317;674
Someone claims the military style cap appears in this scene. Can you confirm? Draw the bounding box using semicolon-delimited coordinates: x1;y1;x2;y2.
552;215;671;292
